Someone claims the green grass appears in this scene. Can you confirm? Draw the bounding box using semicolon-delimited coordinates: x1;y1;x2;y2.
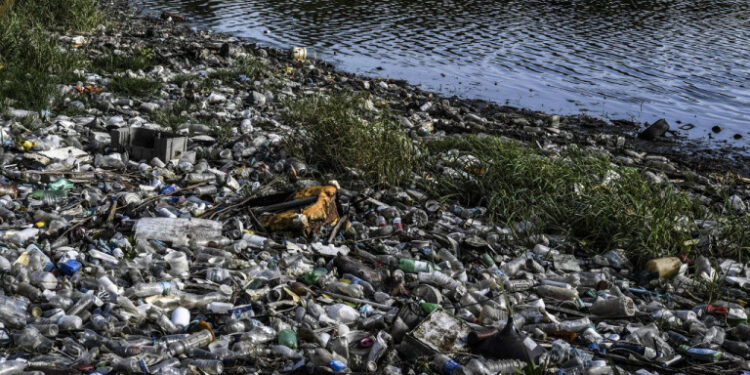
424;134;750;262
108;76;161;96
0;0;102;111
207;57;265;84
207;69;237;82
92;48;156;72
283;93;423;187
151;99;191;131
172;74;197;86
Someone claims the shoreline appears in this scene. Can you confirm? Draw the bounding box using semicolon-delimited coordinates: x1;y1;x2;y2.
130;0;750;175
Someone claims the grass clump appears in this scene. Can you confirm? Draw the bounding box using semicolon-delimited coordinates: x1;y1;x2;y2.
151;99;191;131
208;57;265;83
92;48;156;72
0;0;102;110
426;134;750;262
108;76;161;96
283;93;423;187
172;74;197;86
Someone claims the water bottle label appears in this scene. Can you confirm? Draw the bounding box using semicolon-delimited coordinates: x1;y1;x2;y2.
684;347;716;355
443;359;460;374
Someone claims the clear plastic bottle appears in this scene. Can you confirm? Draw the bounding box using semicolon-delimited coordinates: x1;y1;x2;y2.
417;271;466;294
366;331;391;371
128;281;178;298
0;298;27;329
0;359;27;375
483;359;527;374
184;359;223;374
167;328;214;356
14;326;53;353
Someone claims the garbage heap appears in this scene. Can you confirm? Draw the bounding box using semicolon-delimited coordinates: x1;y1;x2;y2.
1;6;750;375
2;136;750;375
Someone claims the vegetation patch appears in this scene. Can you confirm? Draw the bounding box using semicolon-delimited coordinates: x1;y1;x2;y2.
108;76;161;96
92;48;156;73
425;134;750;262
283;93;423;187
151;99;191;131
207;57;265;84
0;0;102;110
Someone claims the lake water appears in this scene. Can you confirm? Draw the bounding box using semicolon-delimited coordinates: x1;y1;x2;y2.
137;0;750;146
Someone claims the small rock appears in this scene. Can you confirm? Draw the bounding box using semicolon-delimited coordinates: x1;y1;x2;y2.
420;102;433;112
638;119;669;140
711;125;722;133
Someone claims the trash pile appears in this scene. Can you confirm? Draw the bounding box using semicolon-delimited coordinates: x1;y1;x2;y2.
1;4;750;375
1;124;750;375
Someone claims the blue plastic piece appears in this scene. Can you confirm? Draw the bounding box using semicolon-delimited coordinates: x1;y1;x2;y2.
59;259;82;275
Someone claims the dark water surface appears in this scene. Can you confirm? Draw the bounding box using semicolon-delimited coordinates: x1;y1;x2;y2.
138;0;750;146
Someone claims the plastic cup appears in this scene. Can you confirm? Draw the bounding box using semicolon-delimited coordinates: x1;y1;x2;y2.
165;251;189;276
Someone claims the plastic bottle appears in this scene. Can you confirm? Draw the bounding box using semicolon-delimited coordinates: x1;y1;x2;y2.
0;359;27;375
325;304;359;324
14;326;53;353
328;281;365;298
417;271;466;294
399;258;435;273
723;340;750;358
167;328;215;356
278;328;298;350
128;281;177;297
366;331;391;371
645;257;682;279
171;307;190;329
29;271;57;290
589;297;636;317
0;302;27;329
679;345;723;362
431;354;464;375
29;189;68;205
483;359;527;374
536;285;578;300
185;359;223;374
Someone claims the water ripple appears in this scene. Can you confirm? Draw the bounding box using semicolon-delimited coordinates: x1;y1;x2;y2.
139;0;750;142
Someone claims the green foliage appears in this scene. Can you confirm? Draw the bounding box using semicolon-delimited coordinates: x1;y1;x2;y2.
171;74;197;86
207;57;265;83
108;76;161;96
426;134;750;262
151;99;191;131
283;93;423;187
92;48;156;72
0;0;102;110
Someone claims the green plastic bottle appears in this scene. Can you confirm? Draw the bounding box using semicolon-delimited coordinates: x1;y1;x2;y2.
278;329;298;350
29;190;67;205
49;178;74;191
480;253;496;268
399;258;433;273
420;301;443;314
304;267;328;285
